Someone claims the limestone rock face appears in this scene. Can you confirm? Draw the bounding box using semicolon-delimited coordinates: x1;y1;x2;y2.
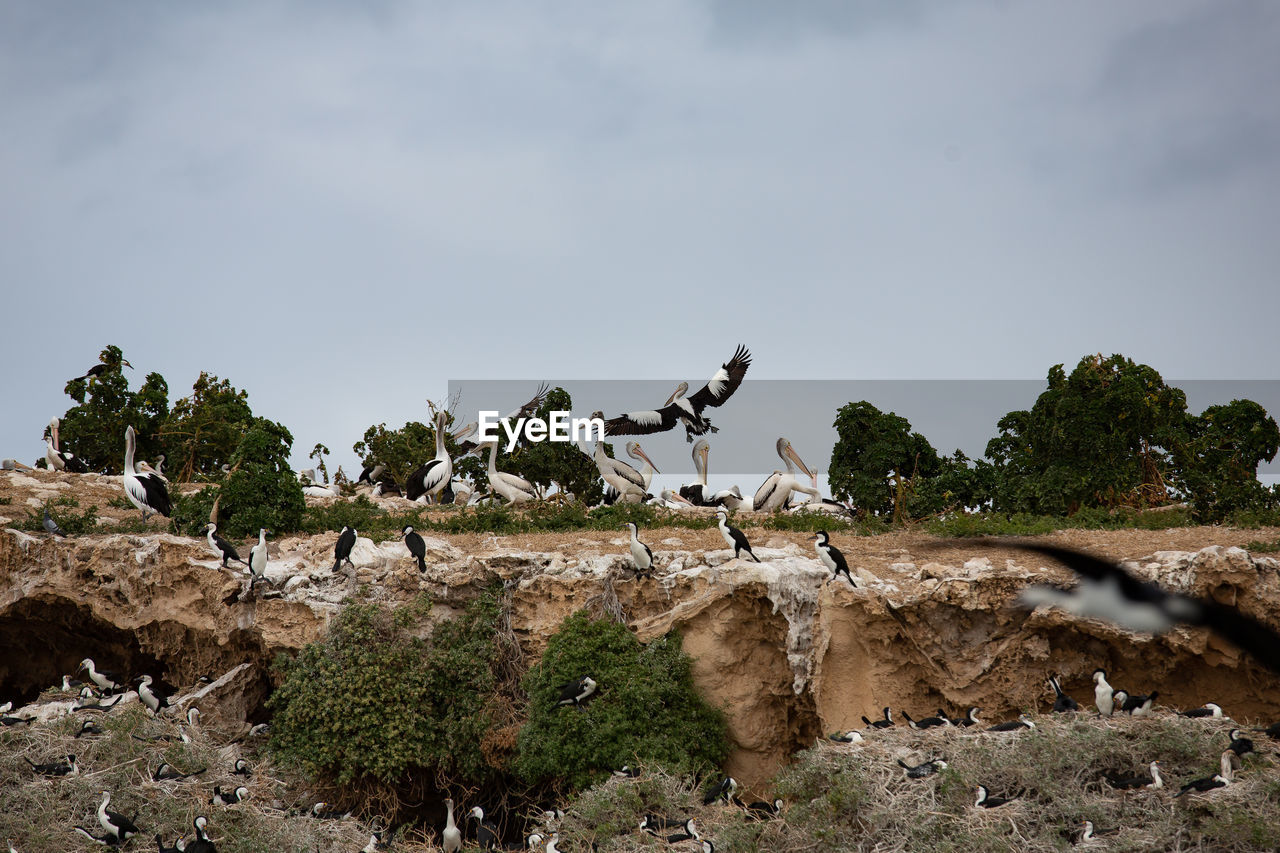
4;470;1280;790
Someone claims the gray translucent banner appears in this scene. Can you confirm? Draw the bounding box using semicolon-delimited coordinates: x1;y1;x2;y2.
448;379;1280;487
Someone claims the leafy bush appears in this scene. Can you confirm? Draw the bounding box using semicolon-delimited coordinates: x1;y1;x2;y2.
16;495;99;535
267;593;502;789
829;401;943;520
157;372;255;482
505;387;607;504
1175;399;1280;522
514;613;728;792
58;345;170;474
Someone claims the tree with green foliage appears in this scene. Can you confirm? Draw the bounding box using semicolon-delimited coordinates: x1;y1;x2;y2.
507;388;607;504
309;443;331;485
173;417;305;537
268;593;501;789
514;613;728;792
354;402;480;494
158;372;255;482
985;354;1189;515
828;401;944;521
56;345;170;474
1175;399;1280;521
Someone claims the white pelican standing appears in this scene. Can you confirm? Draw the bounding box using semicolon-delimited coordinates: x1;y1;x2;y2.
405;411;453;503
678;439;743;508
604;345;752;442
44;417;88;473
581;416;648;503
480;440;537;504
752;438;821;512
123;426;171;520
625;442;659;490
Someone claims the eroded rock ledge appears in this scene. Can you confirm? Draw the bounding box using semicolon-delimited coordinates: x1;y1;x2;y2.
3;497;1279;790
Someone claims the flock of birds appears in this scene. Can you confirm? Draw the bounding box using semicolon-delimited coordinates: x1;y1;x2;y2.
823;665;1280;843
14;350;1280;849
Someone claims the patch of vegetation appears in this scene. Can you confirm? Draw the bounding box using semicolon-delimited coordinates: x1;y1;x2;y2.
58;344;170;474
504;387;607;504
514;613;729;793
157;371;255;482
15;495;99;535
268;592;504;797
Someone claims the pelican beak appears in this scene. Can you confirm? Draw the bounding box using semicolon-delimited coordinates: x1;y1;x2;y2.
785;443;814;480
636;447;659;474
671;492;693;505
700;442;710;472
122;360;133;369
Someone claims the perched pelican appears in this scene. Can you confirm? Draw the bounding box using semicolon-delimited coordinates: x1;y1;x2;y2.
44;417;88;473
752;438;820;512
480;440;537;504
123;426;171;520
405;411;453;503
604;345;752;442
581;421;647;503
302;481;341;498
625;442;660;490
136;460;168;484
678;440;743;508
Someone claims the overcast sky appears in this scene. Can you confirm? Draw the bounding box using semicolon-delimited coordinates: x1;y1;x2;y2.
2;1;1278;484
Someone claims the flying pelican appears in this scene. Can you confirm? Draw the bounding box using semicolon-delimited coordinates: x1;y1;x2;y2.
480;440;537;504
123;426;171;520
625;442;660;490
44;418;88;473
404;411;453;503
678;439;743;508
604;345;752;442
752;438;821;512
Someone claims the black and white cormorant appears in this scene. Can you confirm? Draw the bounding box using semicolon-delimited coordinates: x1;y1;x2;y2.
665;819;701;842
1104;760;1163;790
1093;669;1114;716
702;776;738;805
1174;772;1230;798
76;719;105;738
95;790;141;842
135;675;169;715
861;707;894;729
152;762;206;781
604;345;752;442
310;802;351;819
814;531;855;586
1048;675;1079;712
402;526;427;572
211;785;249;805
624;522;654;578
902;711;950;729
743;798;784;819
1113;689;1158;716
1227;728;1255;757
248;528;270;585
183;816;217;853
333;526;357;571
468;807;499;850
986;714;1035;733
715;508;759;562
204;524;246;568
1011;542;1280;674
24;754;77;776
828;730;863;743
898;757;947;778
232;758;252;777
442;798;462;853
1078;820;1118;842
555;675;598;708
1179;702;1224;719
973;785;1015;808
123;426;171;520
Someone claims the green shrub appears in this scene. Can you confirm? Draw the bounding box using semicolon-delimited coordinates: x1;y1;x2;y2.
514;613;728;792
267;592;501;788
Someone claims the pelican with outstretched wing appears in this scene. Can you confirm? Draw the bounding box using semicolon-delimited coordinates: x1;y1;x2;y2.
605;345;751;442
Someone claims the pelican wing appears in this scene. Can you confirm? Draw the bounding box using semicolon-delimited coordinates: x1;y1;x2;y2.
131;473;172;516
753;472;781;511
604;404;682;436
687;344;752;411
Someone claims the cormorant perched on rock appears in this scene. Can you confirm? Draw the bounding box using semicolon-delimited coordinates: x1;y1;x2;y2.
248;528;270;585
624;522;654;578
715;508;759;562
333;526;357;571
204;524;246;568
402;526;426;572
814;531;855;585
